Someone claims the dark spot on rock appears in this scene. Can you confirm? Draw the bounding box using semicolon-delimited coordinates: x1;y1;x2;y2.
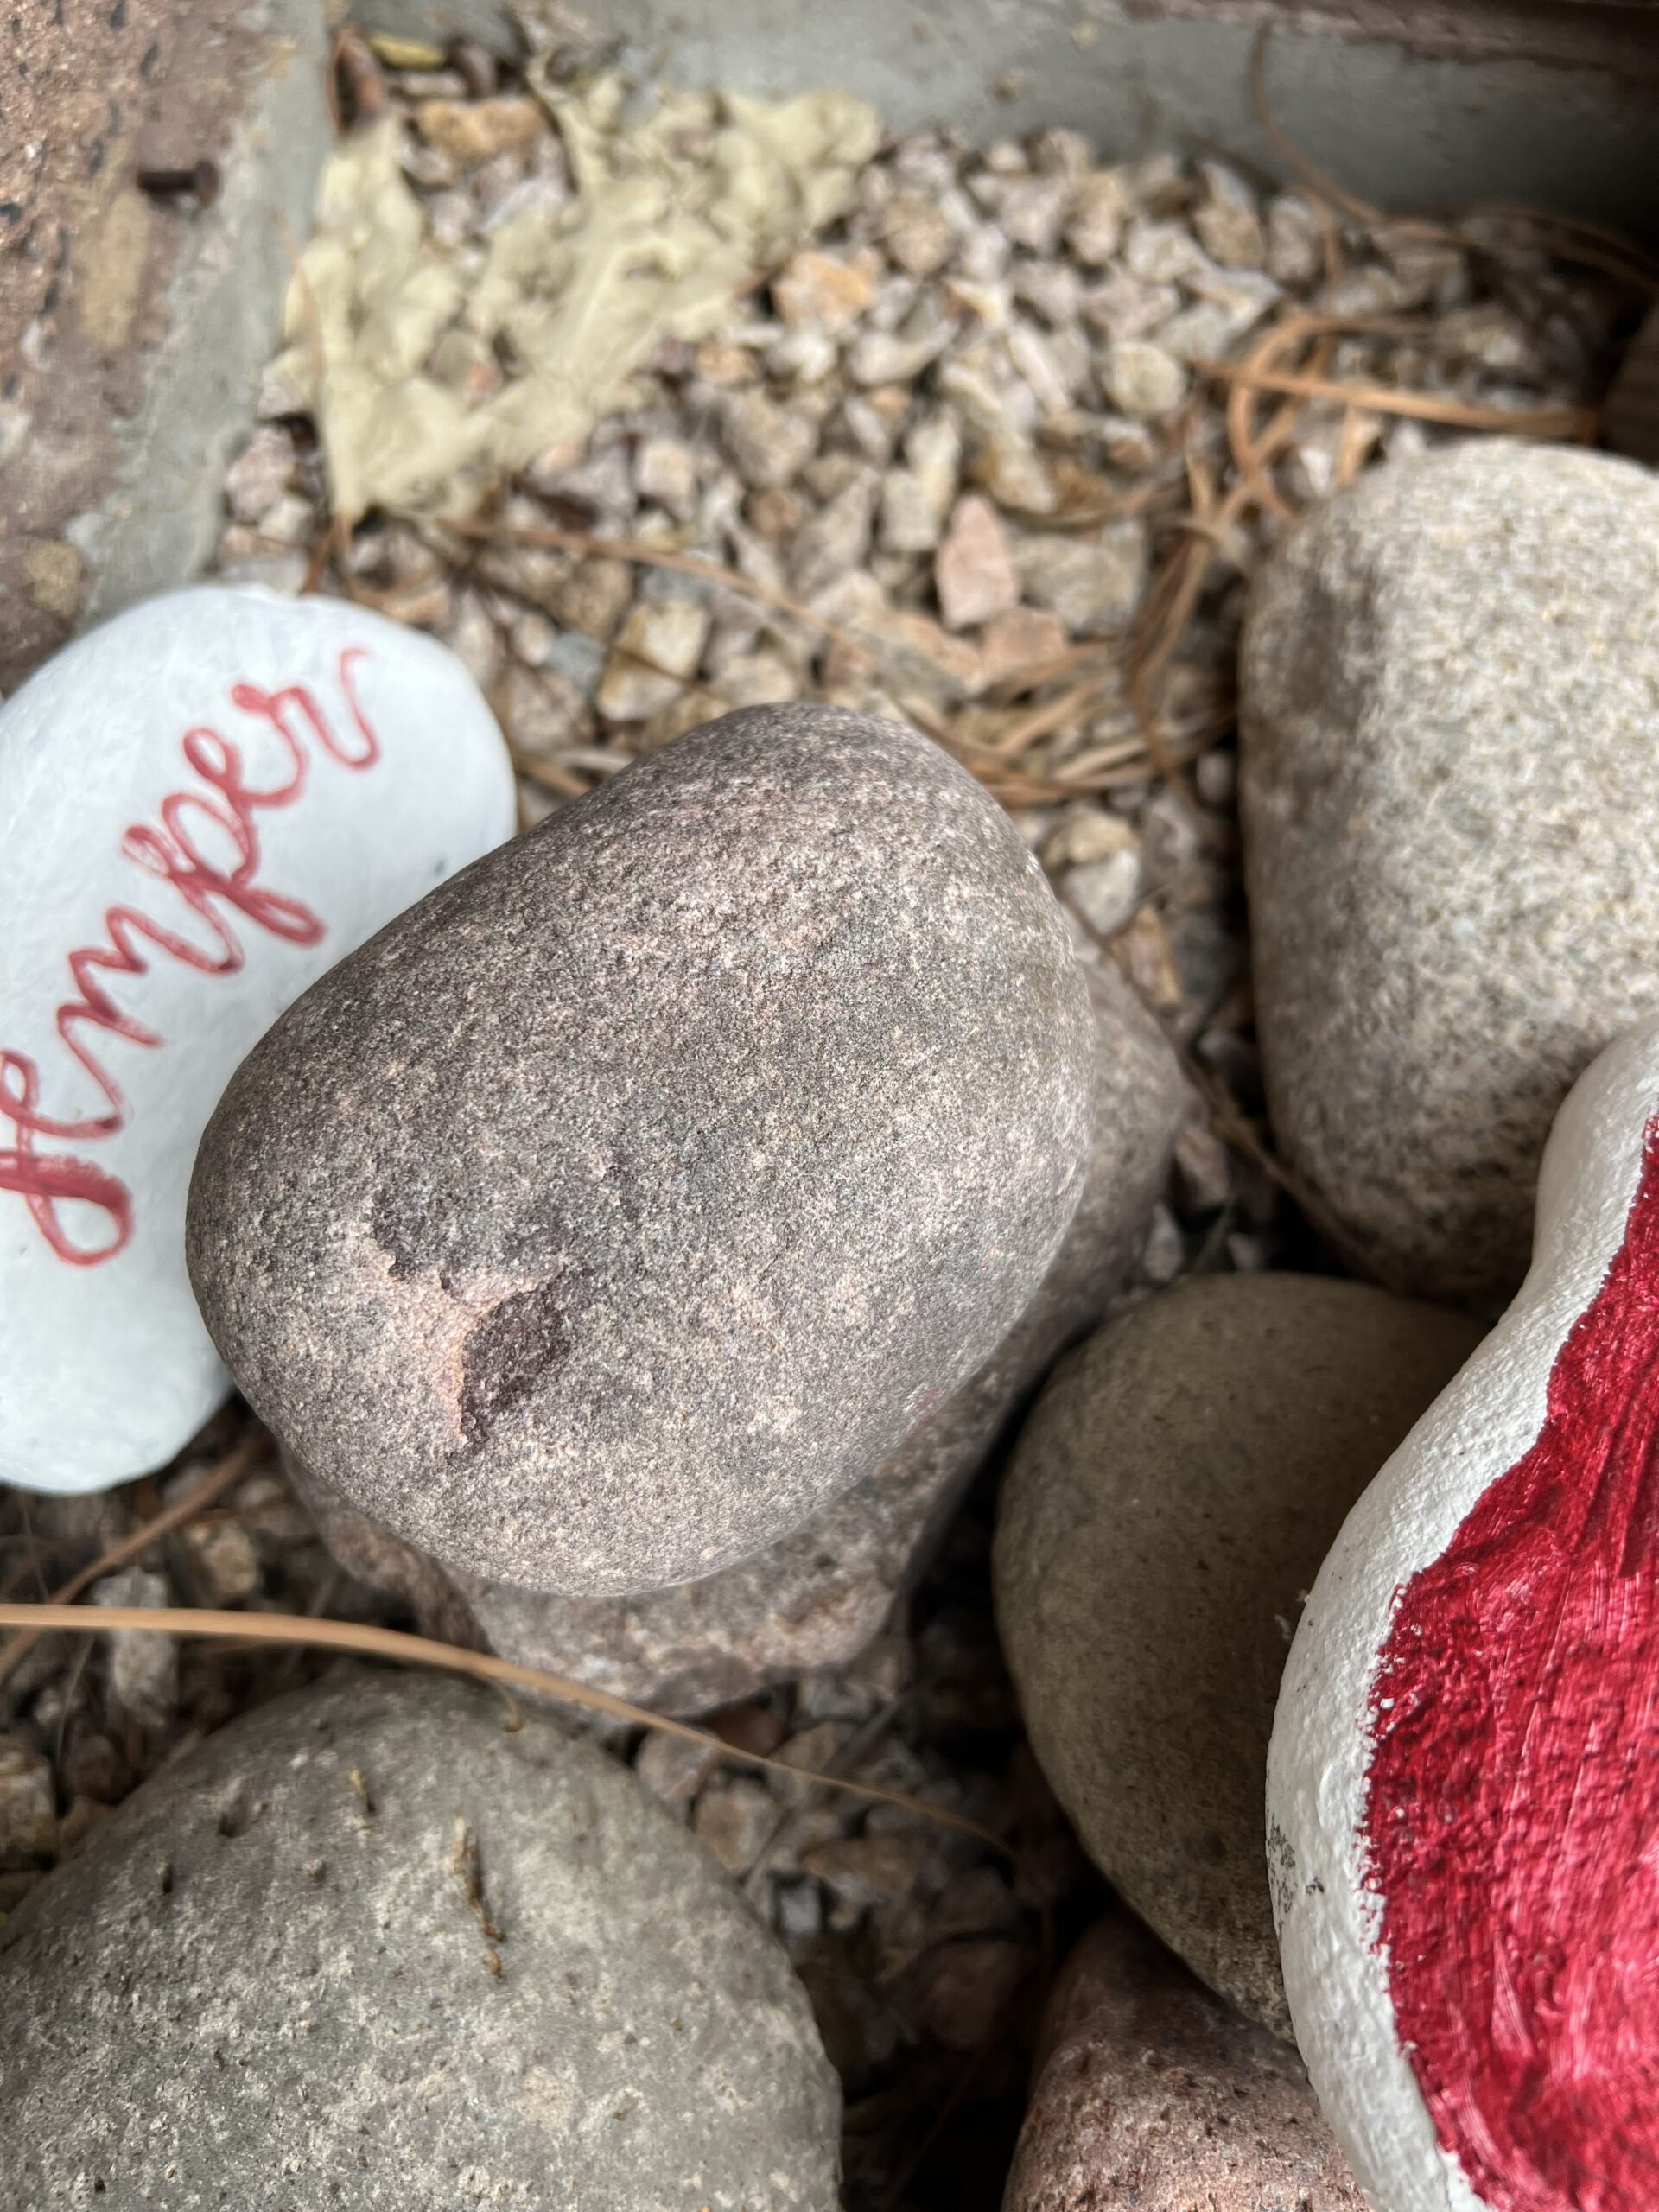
108;0;124;24
459;1281;569;1454
370;1185;443;1281
216;1793;253;1840
139;35;158;75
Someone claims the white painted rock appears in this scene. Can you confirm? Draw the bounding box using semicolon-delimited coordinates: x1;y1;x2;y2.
1268;1019;1659;2212
0;588;515;1495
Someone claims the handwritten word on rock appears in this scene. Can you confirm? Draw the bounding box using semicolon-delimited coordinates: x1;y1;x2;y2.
0;588;515;1496
1268;1019;1659;2212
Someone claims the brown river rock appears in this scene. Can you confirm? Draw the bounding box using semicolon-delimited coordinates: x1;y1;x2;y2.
1003;1911;1363;2212
298;962;1189;1713
188;704;1096;1601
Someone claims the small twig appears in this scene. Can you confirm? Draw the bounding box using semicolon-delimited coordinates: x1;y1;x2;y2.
0;1605;1004;1852
1198;360;1598;441
0;1433;270;1694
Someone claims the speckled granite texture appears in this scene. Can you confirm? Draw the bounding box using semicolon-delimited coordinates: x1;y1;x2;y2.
0;1670;841;2210
1242;441;1659;1305
293;960;1188;1713
189;705;1095;1596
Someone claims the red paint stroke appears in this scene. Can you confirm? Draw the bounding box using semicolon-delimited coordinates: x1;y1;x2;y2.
0;649;382;1267
1363;1112;1659;2212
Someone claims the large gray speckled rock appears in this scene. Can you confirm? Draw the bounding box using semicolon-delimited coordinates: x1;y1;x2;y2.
295;962;1189;1713
995;1274;1483;2037
188;704;1095;1599
0;1671;840;2210
1242;441;1659;1306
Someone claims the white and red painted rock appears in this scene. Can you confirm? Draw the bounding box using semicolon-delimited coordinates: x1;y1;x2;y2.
0;588;515;1495
1268;1019;1659;2212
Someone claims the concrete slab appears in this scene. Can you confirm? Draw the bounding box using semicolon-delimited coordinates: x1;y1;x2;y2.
0;0;331;693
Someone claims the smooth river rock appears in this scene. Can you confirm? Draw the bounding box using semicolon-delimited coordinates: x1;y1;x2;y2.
1242;441;1659;1306
1003;1910;1364;2212
0;1670;840;2209
995;1273;1483;2035
295;960;1189;1713
0;588;515;1497
188;704;1096;1599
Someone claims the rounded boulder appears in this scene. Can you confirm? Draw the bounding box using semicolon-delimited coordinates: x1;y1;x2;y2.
188;705;1095;1597
994;1272;1483;2035
0;1670;841;2209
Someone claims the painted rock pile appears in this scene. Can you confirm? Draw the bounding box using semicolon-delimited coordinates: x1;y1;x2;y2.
0;70;1653;2212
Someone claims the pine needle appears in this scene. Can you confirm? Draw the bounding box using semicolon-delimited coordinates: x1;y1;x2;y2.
0;1603;1004;1852
1197;359;1598;441
0;1434;270;1694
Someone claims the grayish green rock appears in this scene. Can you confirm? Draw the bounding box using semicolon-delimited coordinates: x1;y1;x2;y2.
0;1670;840;2209
995;1272;1484;2037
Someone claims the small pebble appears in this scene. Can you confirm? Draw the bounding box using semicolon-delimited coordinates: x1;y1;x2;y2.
1101;338;1188;418
1062;849;1141;938
0;1738;56;1864
721;390;820;490
415;94;543;165
92;1569;178;1730
693;1777;777;1873
934;494;1020;630
1014;525;1147;635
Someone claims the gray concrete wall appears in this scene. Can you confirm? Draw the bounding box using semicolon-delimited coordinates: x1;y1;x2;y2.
356;0;1659;235
76;0;336;633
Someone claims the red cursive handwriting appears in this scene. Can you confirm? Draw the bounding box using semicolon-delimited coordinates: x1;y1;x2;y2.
1;647;382;1267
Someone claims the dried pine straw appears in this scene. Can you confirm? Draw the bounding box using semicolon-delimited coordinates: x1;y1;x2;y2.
0;1433;269;1693
283;41;1647;821
0;1602;1001;1850
1197;359;1597;440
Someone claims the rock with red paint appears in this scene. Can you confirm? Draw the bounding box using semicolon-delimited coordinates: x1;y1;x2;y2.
0;588;515;1496
1002;1907;1365;2212
1242;441;1659;1306
995;1274;1482;2037
287;960;1189;1713
186;704;1096;1599
1268;1017;1659;2212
